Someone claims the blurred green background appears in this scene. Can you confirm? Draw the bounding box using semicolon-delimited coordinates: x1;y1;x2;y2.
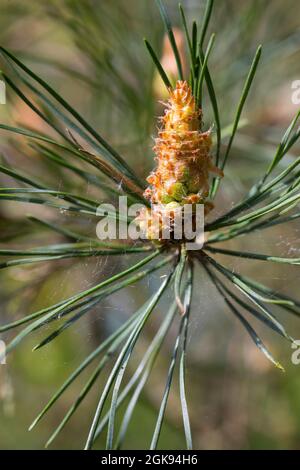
0;0;300;449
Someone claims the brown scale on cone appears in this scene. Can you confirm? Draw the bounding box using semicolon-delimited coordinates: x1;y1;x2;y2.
136;80;223;241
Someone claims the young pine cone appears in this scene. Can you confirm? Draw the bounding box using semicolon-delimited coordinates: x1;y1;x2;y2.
136;80;223;241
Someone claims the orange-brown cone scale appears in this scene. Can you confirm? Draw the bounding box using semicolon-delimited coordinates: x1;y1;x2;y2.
136;80;223;241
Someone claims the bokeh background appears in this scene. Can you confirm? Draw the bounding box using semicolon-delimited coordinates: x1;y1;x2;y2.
0;0;300;449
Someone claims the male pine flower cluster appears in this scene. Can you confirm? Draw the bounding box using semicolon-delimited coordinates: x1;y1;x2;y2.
136;80;222;241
